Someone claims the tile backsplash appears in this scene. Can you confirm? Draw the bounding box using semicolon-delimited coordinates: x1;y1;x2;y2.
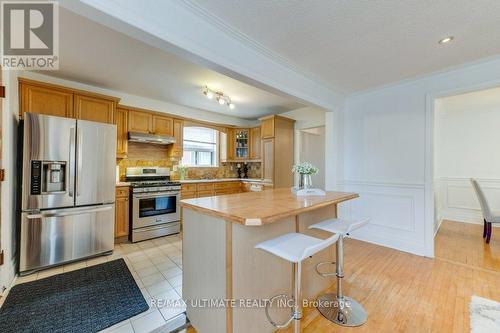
117;142;261;181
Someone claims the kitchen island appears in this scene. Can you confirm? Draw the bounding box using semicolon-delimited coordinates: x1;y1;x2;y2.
181;188;358;333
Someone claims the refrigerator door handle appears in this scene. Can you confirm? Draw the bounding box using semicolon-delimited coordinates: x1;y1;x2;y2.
69;126;76;197
26;205;113;219
76;129;83;197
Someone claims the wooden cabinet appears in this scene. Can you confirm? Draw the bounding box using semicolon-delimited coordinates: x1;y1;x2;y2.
115;187;130;238
226;128;235;160
260;116;275;138
234;129;250;159
262;138;275;183
168;119;184;158
152;115;173;136
19;79;74;118
74;94;115;124
128;110;152;133
181;181;243;199
222;127;261;161
128;109;174;136
115;107;128;159
250;126;261;159
258;115;295;188
19;78;119;123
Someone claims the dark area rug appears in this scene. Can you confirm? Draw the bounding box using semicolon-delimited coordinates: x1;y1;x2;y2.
0;258;148;333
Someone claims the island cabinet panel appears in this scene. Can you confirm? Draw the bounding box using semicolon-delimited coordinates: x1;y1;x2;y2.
74;94;115;124
250;126;261;159
152;115;173;136
115;187;129;238
115;106;128;159
128;110;152;133
19;80;74;119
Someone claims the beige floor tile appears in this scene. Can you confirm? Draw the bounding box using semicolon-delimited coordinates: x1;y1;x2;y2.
14;273;38;285
136;266;160;279
37;266;64;279
147;280;174;297
86;256;108;266
161;267;182;279
131;309;165;333
151;255;171;265
131;259;155;271
168;275;182;288
174;286;182;297
137;240;156;250
141;272;166;287
63;261;87;273
155;260;177;271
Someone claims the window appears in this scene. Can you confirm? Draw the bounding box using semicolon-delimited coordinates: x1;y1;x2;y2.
182;126;219;167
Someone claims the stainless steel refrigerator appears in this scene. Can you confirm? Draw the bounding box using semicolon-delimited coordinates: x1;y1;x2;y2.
19;112;117;274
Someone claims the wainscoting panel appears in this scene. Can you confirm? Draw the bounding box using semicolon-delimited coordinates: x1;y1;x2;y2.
337;180;426;256
435;177;500;226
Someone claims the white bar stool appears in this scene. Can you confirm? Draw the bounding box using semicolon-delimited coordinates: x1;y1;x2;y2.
255;232;340;333
309;218;370;327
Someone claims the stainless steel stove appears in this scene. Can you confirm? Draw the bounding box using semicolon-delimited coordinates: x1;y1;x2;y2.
126;167;181;242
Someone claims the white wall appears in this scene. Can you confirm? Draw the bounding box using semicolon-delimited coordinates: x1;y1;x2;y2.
434;87;500;228
299;127;325;189
0;69;22;291
281;107;327;187
338;56;500;257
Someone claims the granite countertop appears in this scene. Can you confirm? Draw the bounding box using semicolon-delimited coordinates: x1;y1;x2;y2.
180;188;358;226
179;178;265;184
116;182;131;187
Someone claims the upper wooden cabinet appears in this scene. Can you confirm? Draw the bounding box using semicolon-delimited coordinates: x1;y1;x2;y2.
19;80;74;118
128;110;152;133
226;128;235;160
128;110;173;136
168;118;184;158
18;78;119;124
116;106;128;159
152;115;173;136
258;115;295;187
250;126;261;159
234;128;250;159
260;116;275;138
74;94;115;124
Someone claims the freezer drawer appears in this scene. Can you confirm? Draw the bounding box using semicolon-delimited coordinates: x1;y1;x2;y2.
19;204;115;273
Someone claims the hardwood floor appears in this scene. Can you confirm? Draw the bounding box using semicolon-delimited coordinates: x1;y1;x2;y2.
186;233;500;333
435;220;500;272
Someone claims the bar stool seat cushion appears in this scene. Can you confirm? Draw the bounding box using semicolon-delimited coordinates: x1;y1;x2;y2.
309;218;370;235
255;232;339;263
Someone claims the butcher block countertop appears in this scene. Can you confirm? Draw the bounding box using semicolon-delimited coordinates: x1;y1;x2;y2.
180;188;358;226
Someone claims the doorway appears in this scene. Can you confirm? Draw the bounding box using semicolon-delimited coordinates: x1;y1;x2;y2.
298;126;325;189
432;86;500;272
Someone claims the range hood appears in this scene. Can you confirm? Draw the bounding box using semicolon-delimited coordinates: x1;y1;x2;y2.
128;132;176;145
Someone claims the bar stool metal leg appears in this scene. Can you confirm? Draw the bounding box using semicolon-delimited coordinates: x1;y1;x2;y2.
316;236;367;327
292;262;302;333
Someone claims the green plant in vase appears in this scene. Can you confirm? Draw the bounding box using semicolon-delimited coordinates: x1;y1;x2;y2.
292;162;319;189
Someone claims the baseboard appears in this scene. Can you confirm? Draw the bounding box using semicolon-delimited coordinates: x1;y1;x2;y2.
434;217;444;237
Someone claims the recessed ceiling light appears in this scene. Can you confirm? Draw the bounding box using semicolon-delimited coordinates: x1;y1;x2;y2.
438;36;454;44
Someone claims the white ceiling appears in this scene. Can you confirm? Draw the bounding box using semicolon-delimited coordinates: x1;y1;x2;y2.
186;0;500;93
44;8;304;119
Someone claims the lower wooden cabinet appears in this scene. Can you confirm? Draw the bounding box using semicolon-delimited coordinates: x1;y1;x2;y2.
115;186;130;238
181;181;252;199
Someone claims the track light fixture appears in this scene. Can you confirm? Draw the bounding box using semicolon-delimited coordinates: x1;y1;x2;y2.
202;86;235;109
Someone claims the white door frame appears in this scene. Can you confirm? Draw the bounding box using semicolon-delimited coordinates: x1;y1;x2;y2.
424;79;500;257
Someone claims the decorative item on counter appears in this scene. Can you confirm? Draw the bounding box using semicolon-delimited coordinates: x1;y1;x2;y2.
178;164;188;180
292;162;319;189
236;163;242;178
291;162;325;196
243;162;249;179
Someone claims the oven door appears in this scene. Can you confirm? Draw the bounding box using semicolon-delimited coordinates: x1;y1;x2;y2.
132;191;180;229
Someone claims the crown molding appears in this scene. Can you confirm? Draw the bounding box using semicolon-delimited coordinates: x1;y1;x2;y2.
177;0;341;94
